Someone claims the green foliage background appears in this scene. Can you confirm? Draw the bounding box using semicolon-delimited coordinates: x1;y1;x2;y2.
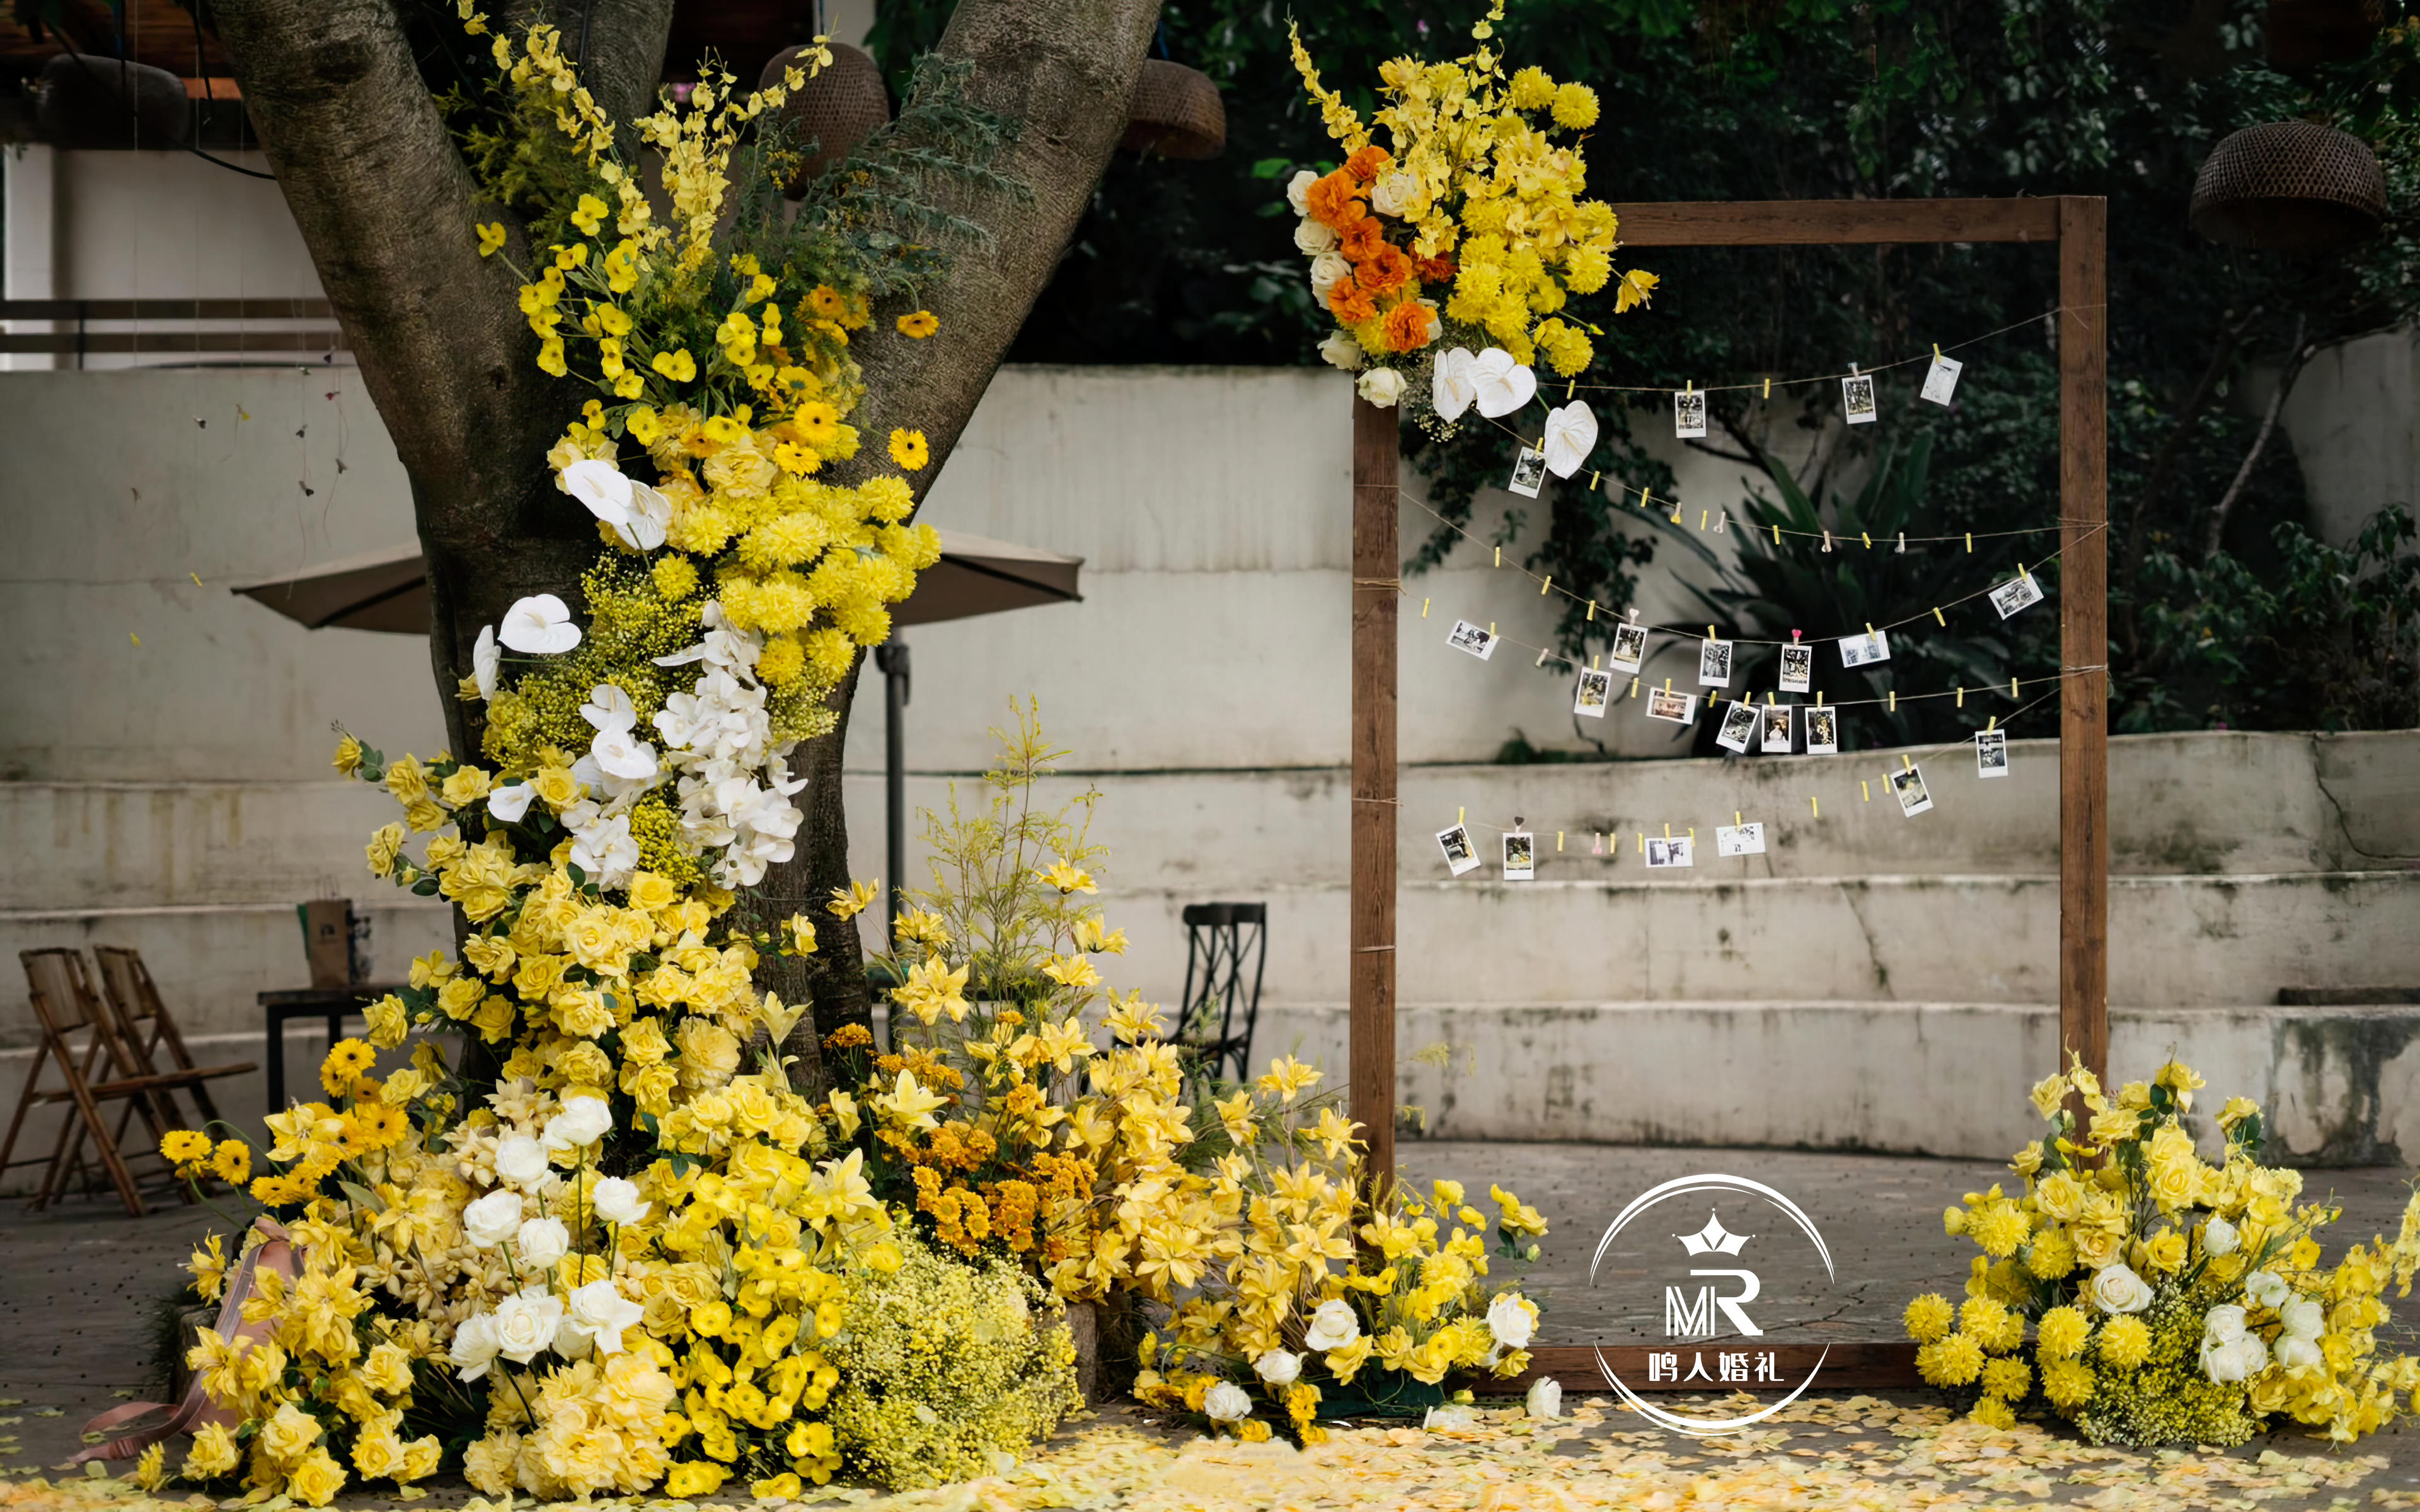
870;0;2420;748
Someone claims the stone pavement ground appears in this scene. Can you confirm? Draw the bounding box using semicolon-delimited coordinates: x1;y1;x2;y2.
1;1143;2417;1509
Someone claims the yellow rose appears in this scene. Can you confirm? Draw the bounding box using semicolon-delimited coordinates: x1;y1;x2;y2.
359;1341;412;1397
184;1421;240;1479
260;1400;320;1467
365;993;409;1050
289;1447;348;1506
2148;1155;2199;1211
366;823;406;878
349;1424;406;1480
2034;1171;2085;1222
383;755;429;805
470;994;518;1043
565;908;628;974
621;1059;681;1114
2142;1228;2187;1273
403;798;449;833
439;766;492;806
532;764;581;810
628;870;679;912
2071;1223;2123;1271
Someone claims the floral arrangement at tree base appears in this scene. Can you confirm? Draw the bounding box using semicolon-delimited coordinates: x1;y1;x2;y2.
1904;1057;2420;1446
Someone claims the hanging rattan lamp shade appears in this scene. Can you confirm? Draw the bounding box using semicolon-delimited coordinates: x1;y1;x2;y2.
762;42;890;193
2189;120;2387;251
1121;59;1226;159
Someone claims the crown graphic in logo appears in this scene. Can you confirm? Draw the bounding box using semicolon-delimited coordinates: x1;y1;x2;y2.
1675;1211;1753;1257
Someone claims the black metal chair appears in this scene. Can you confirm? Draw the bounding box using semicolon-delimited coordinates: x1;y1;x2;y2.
1172;902;1267;1094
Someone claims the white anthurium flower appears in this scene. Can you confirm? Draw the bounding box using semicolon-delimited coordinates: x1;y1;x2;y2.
589;728;660;783
1294;217;1339;255
1304;1298;1360;1351
1541;399;1598;479
570;813;641;889
1432;346;1478;421
1470;347;1539;419
499;593;581;654
1201;1381;1252;1423
623;481;671;551
487;781;536;823
1253;1349;1301;1386
559;458;660;551
472;624;500;699
580;683;638;733
1525;1377;1563;1421
1285;168;1318;215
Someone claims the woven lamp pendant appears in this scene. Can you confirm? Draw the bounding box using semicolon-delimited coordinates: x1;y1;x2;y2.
2189;120;2387;251
762;42;890;194
1122;58;1226;159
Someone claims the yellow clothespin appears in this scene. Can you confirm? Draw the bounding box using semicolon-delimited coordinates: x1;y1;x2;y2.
1592;654;1601;670
1865;622;1875;637
1587;600;1597;621
1541;575;1552;596
1557;832;1565;850
1669;498;1682;524
1902;753;1914;770
1772;524;1782;544
1422;598;1431;619
1817;691;1825;707
1567;379;1576;399
1932;607;1945;626
1640;487;1652;512
1966;532;1973;553
1860;532;1872;549
1630;678;1640;699
1689;827;1695;840
1535;646;1550;667
1686;379;1694;395
2011;676;2020;697
1861;780;1870;803
1986;715;1998;731
1707;625;1717;643
1766;690;1775;704
1956;686;1965;707
188;572;202;588
1763;375;1772;399
1709;690;1719;706
130;633;140;646
1494;545;1502;568
1809;796;1820;818
1734;810;1741;828
1663;823;1671;841
1933;342;1941;362
2017;563;2027;580
1888;690;1897;711
1489;622;1496;638
1459;807;1465;824
1698;510;1708;530
1637;832;1644;854
1589;471;1601;490
1665;678;1673;692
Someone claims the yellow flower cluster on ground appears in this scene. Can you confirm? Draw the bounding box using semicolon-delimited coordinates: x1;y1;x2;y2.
1904;1056;2420;1445
1286;1;1653;410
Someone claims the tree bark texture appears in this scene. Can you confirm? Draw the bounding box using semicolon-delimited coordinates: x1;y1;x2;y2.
206;0;1164;1081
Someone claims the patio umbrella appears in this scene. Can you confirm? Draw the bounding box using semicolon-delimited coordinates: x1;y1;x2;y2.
233;530;1084;938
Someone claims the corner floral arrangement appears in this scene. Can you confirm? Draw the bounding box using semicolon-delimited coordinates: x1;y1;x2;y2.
1904;1057;2420;1446
1285;1;1656;426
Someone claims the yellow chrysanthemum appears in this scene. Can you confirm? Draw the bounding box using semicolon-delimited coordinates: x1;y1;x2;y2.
2096;1314;2152;1370
2036;1303;2090;1359
1903;1292;1955;1344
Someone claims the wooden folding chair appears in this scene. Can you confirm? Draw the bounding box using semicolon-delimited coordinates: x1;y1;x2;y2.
90;946;255;1131
0;949;193;1215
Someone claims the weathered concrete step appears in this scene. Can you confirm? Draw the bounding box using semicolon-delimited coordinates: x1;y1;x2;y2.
1254;1000;2420;1167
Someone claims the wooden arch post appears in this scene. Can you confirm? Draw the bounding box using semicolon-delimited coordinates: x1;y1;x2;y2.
1346;197;2110;1191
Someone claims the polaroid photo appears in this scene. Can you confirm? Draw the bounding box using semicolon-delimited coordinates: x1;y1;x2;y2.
1921;353;1964;406
1714;700;1760;753
1447;620;1498;661
1645;835;1695;869
1891;764;1933;818
1698;638;1734;688
1838;629;1892;668
1507;445;1548;500
1573;667;1613;719
1609;621;1649;675
1842;372;1879;425
1502;829;1536;880
1645;687;1699;726
1436;823;1482;877
1717;822;1766;857
1976;728;2010;779
1804;706;1840;755
1760;702;1793;753
1674;388;1707;439
1990;571;2045;620
1778;643;1814;694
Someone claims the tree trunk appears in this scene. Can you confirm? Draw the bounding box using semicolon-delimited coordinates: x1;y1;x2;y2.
206;0;1164;1085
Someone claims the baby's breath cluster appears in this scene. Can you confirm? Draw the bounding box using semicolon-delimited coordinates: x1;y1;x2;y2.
1906;1055;2420;1445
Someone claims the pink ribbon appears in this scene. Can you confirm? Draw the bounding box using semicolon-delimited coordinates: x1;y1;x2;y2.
73;1218;300;1466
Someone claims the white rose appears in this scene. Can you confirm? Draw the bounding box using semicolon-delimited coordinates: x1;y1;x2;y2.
492;1289;563;1365
1356;369;1407;409
1253;1349;1301;1387
590;1176;648;1227
2275;1334;2322;1372
1286;168;1318;216
2245;1269;2291;1309
1303;1299;1361;1352
1318;331;1365;372
2201;1217;2239;1257
448;1312;502;1381
543;1095;614;1153
566;1279;647;1356
1309;250;1351;297
1370;169;1420;218
1524;1377;1563;1421
2202;1303;2247;1346
551;1314;594;1359
1486;1292;1538;1349
1202;1381;1253;1423
2202;1332;2269;1383
2089;1263;2154;1315
462;1189;523;1249
1294;217;1339;255
517;1216;571;1271
493;1134;553;1191
1423;1404;1482;1430
2278;1296;2325;1339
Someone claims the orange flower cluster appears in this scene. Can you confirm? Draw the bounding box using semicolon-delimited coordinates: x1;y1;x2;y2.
1303;147;1440;354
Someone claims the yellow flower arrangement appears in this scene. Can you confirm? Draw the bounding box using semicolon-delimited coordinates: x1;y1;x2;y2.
1286;2;1653;410
1907;1056;2420;1446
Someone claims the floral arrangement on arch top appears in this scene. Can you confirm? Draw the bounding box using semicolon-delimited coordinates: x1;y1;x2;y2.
1286;1;1657;435
1904;1057;2420;1446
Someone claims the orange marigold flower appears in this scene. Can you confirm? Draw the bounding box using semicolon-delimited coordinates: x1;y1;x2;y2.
1303;170;1365;230
1356;243;1414;297
1328;281;1380;324
1414;254;1457;283
1381;299;1438;353
1343;145;1392;185
1338;216;1386;260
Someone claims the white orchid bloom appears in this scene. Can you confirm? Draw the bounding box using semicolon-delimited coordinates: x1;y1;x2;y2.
498;593;581;654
